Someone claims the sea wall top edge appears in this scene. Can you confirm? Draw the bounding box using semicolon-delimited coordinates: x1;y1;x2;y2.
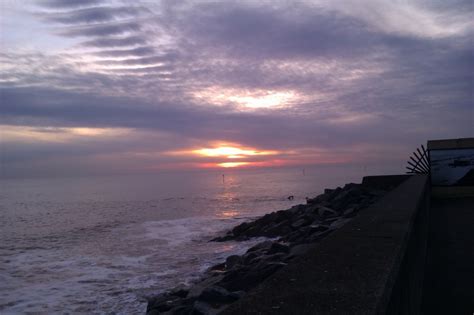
427;137;474;150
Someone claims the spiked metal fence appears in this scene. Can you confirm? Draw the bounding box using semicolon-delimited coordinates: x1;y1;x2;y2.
406;144;430;174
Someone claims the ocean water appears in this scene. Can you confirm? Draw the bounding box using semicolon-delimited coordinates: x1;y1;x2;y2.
0;167;368;314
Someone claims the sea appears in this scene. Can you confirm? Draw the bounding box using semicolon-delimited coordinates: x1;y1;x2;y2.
0;166;370;314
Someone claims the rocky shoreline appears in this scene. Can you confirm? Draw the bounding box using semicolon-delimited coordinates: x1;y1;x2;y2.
146;182;392;315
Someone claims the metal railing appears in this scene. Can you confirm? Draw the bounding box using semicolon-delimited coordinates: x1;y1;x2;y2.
406;145;430;174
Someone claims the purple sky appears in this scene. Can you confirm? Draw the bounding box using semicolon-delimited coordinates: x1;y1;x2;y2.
1;0;473;177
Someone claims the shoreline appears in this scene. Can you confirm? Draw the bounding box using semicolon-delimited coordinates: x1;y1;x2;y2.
146;180;396;315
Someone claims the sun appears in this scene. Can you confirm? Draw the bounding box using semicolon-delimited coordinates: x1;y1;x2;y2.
192;146;278;160
166;143;280;168
218;162;250;168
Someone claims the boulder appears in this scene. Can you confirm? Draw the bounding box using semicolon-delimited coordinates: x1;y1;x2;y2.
306;229;333;243
209;262;226;272
247;240;273;253
191;301;213;315
221;261;286;291
321;217;339;225
318;206;338;218
328;218;352;230
302;204;319;215
198;286;240;304
330;188;362;210
170;287;189;298
290;204;304;211
290;217;308;229
210;234;234;242
305;196;319;204
267;242;290;255
342;207;357;218
147;294;181;313
187;275;224;298
342;183;359;190
170;303;195;315
225;255;242;269
242;251;260;265
289;243;314;257
260;252;288;264
263;221;291;237
282;230;305;243
308;224;329;234
326;187;342;200
231;222;250;236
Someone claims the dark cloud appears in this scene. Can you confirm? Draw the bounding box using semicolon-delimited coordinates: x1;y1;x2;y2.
93;47;155;57
38;2;154;62
0;86;203;132
81;35;147;47
418;0;473;14
58;21;141;37
173;3;377;60
38;0;102;8
42;6;148;24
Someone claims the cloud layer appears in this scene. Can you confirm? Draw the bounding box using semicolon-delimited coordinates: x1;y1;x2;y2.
1;0;472;177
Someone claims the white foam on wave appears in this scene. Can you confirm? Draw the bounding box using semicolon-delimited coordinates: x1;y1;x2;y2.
142;216;249;245
137;215;266;280
1;215;267;314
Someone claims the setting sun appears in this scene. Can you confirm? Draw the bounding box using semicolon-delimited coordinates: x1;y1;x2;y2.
193;146;278;159
165;144;282;168
218;162;250;168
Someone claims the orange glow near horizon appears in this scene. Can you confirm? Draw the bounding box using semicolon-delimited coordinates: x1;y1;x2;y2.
166;143;356;169
218;162;251;168
193;146;278;159
163;144;282;168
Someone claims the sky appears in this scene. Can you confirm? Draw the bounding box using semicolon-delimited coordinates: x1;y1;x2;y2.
0;0;473;178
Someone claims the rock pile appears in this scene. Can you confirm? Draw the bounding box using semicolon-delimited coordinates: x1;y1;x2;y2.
147;183;390;315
